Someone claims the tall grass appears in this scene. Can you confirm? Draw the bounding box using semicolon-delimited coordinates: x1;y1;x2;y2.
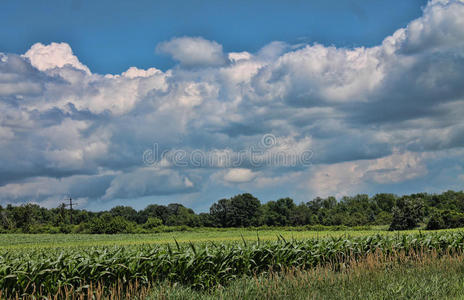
148;250;464;300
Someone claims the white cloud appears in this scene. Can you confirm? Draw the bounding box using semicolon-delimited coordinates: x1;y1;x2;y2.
122;66;162;78
157;37;227;67
307;151;428;198
0;173;114;207
23;42;91;74
401;0;464;53
254;171;303;188
250;43;385;105
0;53;7;63
0;81;42;96
102;168;196;200
228;51;252;63
363;151;429;184
223;168;258;183
256;41;289;61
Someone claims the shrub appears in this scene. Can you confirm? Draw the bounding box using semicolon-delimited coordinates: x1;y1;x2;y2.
28;224;60;234
426;210;464;230
426;213;445;230
88;214;135;234
143;217;163;229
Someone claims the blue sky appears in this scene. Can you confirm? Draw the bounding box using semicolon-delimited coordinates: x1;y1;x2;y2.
1;0;427;73
0;0;463;212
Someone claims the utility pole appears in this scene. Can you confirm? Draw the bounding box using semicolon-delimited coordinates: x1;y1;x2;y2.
62;196;77;225
69;197;73;225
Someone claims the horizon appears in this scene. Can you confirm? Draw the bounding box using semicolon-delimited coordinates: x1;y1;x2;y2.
4;189;462;214
0;0;463;212
4;190;464;214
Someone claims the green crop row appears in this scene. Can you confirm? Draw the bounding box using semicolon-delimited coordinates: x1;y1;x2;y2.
1;231;464;298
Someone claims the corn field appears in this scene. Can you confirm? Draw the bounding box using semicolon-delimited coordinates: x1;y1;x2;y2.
1;231;464;298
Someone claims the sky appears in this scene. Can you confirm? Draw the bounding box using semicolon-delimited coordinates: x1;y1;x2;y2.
0;0;463;212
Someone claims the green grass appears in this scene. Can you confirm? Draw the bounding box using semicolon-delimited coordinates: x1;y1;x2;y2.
1;226;458;249
146;252;464;300
0;229;378;249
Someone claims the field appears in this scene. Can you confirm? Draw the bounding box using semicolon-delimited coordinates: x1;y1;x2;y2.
2;228;464;299
0;226;442;249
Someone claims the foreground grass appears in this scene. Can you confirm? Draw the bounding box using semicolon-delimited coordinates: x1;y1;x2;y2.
3;231;464;298
5;249;464;299
148;252;464;300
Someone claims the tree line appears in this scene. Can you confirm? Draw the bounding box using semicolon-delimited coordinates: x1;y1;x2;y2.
1;190;463;233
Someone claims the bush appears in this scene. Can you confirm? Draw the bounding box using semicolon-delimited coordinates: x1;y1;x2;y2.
374;211;393;225
426;210;464;230
143;217;163;229
59;224;73;233
88;214;135;234
28;224;60;234
426;214;445;230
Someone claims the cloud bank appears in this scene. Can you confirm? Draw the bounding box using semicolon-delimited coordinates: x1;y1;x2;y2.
0;0;464;209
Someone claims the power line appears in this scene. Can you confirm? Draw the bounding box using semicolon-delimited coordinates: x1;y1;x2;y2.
62;196;78;224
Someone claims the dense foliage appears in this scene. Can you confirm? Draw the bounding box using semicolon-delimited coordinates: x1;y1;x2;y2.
2;231;464;297
1;190;464;233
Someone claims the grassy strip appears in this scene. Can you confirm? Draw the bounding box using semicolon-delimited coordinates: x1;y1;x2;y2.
148;251;464;300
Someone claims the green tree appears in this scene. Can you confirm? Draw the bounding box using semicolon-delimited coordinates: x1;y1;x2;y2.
210;198;231;227
138;204;169;224
228;193;261;227
372;193;397;212
389;197;424;230
165;204;199;226
262;198;296;226
210;194;261;227
110;206;138;222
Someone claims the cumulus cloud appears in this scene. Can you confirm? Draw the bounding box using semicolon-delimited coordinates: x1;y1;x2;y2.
102;168;197;200
122;66;162;79
23;42;91;74
222;168;258;183
0;173;114;207
400;0;464;53
1;0;464;208
156;37;227;67
0;54;44;97
307;151;429;198
228;51;252;63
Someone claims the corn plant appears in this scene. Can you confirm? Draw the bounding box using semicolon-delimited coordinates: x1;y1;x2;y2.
1;231;464;298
